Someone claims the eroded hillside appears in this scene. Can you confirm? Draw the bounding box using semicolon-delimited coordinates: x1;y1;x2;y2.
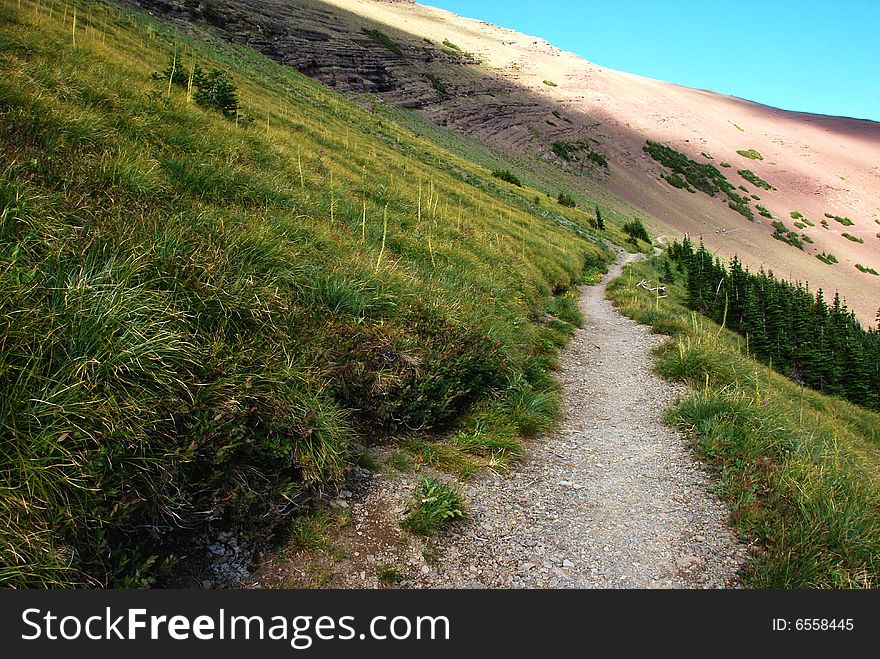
125;0;880;323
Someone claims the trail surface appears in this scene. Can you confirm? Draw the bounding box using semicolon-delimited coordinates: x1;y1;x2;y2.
410;251;746;588
254;251;746;589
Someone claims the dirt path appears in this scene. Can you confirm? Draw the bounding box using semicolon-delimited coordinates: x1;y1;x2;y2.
253;251;746;589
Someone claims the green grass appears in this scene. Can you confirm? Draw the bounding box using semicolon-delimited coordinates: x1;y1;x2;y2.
402;438;479;480
385;450;413;472
0;1;612;587
736;148;763;160
376;565;405;585
400;477;467;536
288;513;334;551
608;256;880;588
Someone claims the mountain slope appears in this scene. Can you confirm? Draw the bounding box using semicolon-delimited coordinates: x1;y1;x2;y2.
127;0;880;324
0;0;615;586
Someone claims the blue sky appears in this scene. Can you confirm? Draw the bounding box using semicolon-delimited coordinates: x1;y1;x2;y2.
425;1;880;122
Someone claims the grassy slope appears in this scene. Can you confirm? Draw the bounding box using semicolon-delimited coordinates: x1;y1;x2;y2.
0;1;617;586
608;257;880;588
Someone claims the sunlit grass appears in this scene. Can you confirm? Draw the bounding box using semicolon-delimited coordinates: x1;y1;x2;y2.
0;0;615;586
608;256;880;588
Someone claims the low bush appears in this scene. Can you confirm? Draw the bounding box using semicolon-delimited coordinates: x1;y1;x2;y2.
736;148;763;160
491;168;522;187
401;478;467;535
557;191;576;208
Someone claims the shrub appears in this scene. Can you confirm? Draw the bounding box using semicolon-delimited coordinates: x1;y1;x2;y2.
643;141;750;217
855;264;879;275
551;140;576;161
623;218;650;244
154;52;241;120
771;221;803;249
401;477;466;535
665;172;689;189
557;191;576;208
756;204;772;219
736;148;763;160
826;213;854;226
491;168;522;187
543;79;558;87
738;169;774;190
842;232;864;244
816;252;838;264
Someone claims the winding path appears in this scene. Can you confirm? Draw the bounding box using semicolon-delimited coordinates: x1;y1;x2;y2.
254;251;747;589
411;250;746;588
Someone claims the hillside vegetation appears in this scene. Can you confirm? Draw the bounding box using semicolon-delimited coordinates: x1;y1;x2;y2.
0;1;612;586
608;256;880;587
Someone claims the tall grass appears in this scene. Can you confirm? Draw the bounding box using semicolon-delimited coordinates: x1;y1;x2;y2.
607;256;880;588
0;0;611;586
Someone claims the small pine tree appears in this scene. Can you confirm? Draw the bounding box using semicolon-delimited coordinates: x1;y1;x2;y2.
152;51;190;88
192;66;239;120
595;206;605;230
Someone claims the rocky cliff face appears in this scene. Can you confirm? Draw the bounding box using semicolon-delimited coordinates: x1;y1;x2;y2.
128;0;471;104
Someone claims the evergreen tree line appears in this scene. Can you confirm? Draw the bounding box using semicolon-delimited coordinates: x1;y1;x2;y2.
667;238;880;410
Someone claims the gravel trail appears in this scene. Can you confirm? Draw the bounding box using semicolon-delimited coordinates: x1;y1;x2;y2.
409;250;747;588
254;251;747;589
